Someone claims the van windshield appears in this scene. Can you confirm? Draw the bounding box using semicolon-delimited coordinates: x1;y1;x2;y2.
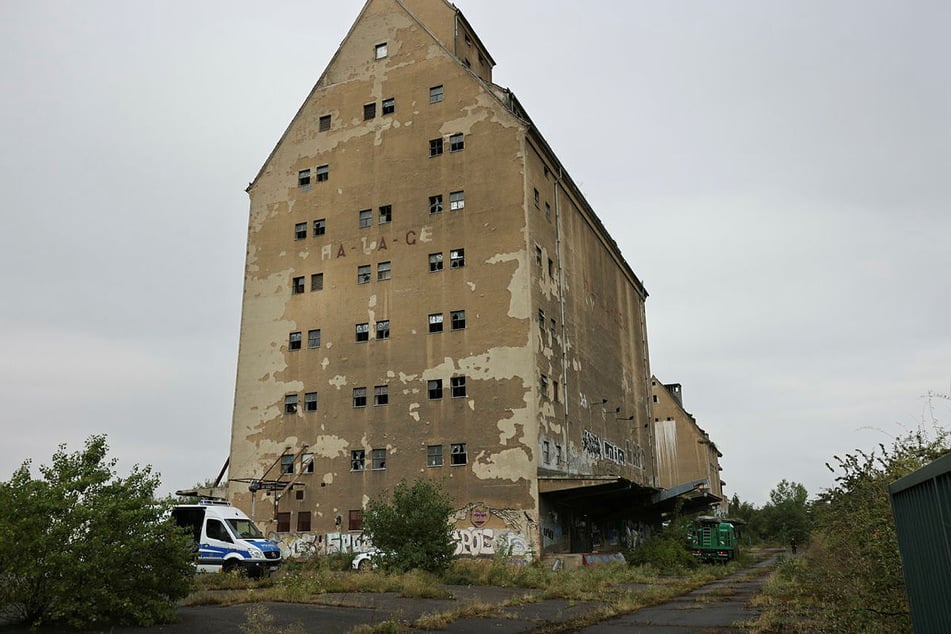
227;518;264;539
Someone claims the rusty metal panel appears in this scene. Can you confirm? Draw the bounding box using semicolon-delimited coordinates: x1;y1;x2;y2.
888;452;951;634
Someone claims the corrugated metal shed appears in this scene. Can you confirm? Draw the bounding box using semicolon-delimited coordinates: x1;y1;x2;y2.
888;451;951;634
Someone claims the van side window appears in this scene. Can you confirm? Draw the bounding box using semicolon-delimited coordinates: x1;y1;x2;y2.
206;519;233;543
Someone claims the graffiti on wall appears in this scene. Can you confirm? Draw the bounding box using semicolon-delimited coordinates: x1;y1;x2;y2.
582;429;603;459
453;528;529;557
267;532;322;560
325;531;373;554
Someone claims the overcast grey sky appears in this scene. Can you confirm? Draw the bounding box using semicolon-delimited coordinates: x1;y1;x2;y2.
1;1;948;505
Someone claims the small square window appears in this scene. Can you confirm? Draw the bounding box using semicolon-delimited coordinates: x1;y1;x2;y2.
316;165;329;182
294;222;307;240
451;376;467;398
450;310;466;330
379;204;392;224
449;190;465;211
450;443;467;466
297;511;311;532
292;276;305;294
429;195;443;214
376;320;390;340
280;454;294;474
302;452;315;473
353;387;367;407
308;329;321;349
363;102;376;120
375;42;388;59
427;444;443;467
311;273;324;291
372;448;386;470
319;114;331;131
356;323;369;342
289;331;302;350
429;138;443;157
377;261;391;281
449;133;464;152
357;265;371;285
428;379;443;399
304;392;318;412
284;394;298;414
349;509;363;531
359;209;372;229
382;98;395;115
450;249;465;269
429;252;444;272
430;85;444;103
313;219;326;236
428;313;444;333
351;450;366;471
374;385;388;406
298;170;311;187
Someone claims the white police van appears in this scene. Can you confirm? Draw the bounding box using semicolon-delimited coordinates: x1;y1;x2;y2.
171;500;282;576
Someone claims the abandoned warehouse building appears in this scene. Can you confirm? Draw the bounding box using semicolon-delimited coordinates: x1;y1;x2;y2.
221;0;727;559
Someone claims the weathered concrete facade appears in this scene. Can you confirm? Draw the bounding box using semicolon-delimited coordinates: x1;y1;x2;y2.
228;0;656;558
650;377;726;512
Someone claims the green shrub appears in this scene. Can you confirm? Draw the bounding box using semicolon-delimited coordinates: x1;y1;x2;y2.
627;531;697;571
0;435;194;628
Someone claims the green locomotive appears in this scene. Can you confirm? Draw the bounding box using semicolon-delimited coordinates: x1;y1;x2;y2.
687;516;737;562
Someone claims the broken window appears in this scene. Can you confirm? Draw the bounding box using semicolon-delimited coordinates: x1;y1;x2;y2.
316;165;329;182
451;376;467;398
311;273;323;291
533;188;540;207
355;323;369;342
298;169;311;187
540;374;549;398
449;190;465;210
429;252;444;272
280;454;294;474
319;114;331;132
304;392;318;412
375;42;387;59
450;310;466;330
301;452;315;473
545;202;551;221
372;448;386;470
291;277;305;294
377;261;391;281
382;98;395;115
548;258;555;278
308;329;321;349
359;209;372;229
450;443;467;466
352;387;367;408
379;204;392;224
363;102;376;120
374;385;388;406
556;444;563;465
430;85;444;103
427;445;443;467
538;308;545;326
313;219;326;236
376;320;390;340
295;222;307;240
351;450;366;471
428;379;443;399
284;394;298;414
289;331;302;350
357;265;371;285
542;441;551;464
429;137;443;157
535;245;542;266
429;194;443;214
450;248;465;269
428;313;444;333
449;133;464;152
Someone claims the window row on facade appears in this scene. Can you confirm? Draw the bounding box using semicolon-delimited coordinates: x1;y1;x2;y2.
289;249;465;294
287;310;466;350
292;191;465;239
309;82;447;140
282;376;468;415
275;442;469;482
296;133;465;189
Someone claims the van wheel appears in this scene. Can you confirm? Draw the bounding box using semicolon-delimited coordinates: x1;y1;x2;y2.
358;559;372;572
223;560;241;575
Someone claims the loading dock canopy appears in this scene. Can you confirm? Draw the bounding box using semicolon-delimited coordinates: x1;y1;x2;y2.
539;476;658;518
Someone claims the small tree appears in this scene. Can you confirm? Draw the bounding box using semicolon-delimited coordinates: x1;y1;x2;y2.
360;478;456;573
761;479;812;545
0;435;194;628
